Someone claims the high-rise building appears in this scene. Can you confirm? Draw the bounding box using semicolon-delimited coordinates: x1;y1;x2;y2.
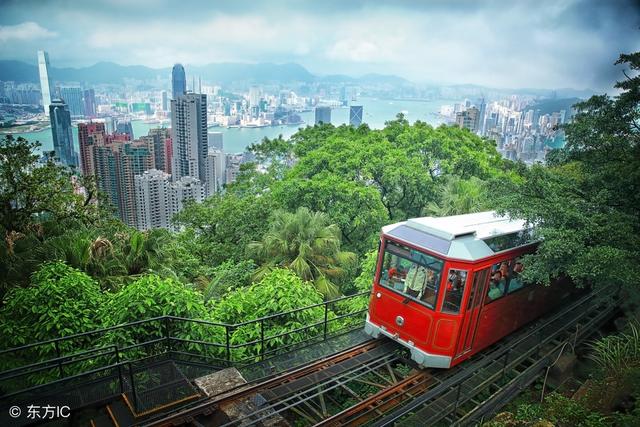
225;153;242;185
83;89;96;117
171;176;205;214
135;169;172;231
171;64;186;100
349;105;363;127
49;99;77;167
315;106;331;125
205;149;225;195
478;99;487;136
59;87;84;117
171;93;208;185
92;137;154;226
37;50;53;116
116;120;134;139
207;132;223;150
78;122;106;176
249;85;260;109
161;90;168;111
456;106;480;133
147;127;172;173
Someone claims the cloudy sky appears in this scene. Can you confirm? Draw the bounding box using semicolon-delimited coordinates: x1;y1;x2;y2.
0;0;638;91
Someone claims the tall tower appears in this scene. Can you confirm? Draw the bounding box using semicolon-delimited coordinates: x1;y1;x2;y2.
37;50;53;116
83;89;96;117
349;105;363;127
315;106;331;125
78;122;106;176
171;64;186;100
49;98;77;167
135;169;172;230
161;90;168;111
59;87;85;117
170;93;208;185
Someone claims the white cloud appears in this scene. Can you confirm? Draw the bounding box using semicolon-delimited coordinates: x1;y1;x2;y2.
0;22;57;43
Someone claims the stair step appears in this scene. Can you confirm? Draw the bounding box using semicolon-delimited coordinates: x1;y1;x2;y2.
107;398;136;427
91;409;116;427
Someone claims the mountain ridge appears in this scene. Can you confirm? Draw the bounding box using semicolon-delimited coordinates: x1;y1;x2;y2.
0;59;407;86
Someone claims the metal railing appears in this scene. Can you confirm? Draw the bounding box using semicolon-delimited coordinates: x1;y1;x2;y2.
0;291;369;415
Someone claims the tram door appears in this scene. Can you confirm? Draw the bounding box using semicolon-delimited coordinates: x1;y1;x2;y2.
455;268;490;358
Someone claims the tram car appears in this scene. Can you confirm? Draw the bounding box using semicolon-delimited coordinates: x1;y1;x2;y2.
364;211;572;369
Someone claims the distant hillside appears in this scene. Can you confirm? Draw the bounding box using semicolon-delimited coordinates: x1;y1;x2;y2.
0;59;414;87
0;60;319;85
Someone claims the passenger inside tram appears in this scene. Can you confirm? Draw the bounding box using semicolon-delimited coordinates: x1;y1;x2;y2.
508;259;524;291
487;270;506;300
442;269;467;314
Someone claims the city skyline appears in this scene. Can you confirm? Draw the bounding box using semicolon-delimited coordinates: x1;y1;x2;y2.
0;0;638;92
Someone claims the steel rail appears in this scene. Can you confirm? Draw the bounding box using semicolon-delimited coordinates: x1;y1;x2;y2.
141;338;382;427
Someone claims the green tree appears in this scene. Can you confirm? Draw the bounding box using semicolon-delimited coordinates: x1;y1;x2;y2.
204;259;256;302
272;172;388;254
0;261;103;348
212;268;328;360
424;176;490;216
98;274;222;360
0;135;101;236
172;192;274;266
492;52;640;292
248;207;357;298
0;262;104;386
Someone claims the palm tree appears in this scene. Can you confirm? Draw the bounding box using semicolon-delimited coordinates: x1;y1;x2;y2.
248;207;357;298
425;176;490;216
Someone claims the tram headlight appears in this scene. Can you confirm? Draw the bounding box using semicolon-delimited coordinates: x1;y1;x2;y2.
395;315;405;327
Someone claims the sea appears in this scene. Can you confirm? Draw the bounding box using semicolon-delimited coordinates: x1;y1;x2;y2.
9;97;454;155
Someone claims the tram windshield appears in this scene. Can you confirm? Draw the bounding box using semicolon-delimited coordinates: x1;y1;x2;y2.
378;240;444;309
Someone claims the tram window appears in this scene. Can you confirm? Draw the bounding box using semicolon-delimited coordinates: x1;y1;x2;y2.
483;229;534;253
442;269;467;314
486;261;509;302
379;241;444;309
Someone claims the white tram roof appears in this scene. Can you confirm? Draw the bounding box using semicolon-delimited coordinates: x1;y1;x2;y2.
381;211;533;262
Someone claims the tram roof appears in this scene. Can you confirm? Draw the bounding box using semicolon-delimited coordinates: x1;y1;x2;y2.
382;211;533;261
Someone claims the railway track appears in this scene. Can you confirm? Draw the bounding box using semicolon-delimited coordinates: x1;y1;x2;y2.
142;338;399;426
140;287;620;427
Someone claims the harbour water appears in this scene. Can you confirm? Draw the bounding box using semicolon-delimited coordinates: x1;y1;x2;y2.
9;97;453;155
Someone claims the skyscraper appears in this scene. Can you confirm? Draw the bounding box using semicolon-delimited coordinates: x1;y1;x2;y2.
478;99;487;136
315;106;331;125
456;106;480;132
147;128;172;173
49;98;77;167
92;137;155;226
59;87;85;117
171;64;186;100
161;90;168;111
37;50;53;116
205;149;225;195
171;176;205;214
83;89;96;117
135;169;172;231
349;105;363;127
171;93;208;185
78;122;106;176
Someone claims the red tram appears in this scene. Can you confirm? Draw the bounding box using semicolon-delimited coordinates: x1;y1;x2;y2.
364;211;572;368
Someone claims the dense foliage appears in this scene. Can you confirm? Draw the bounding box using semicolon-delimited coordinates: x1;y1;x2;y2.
1;53;637;415
492;52;640;294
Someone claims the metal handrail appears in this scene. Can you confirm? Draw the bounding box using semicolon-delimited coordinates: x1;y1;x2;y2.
0;291;369;402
